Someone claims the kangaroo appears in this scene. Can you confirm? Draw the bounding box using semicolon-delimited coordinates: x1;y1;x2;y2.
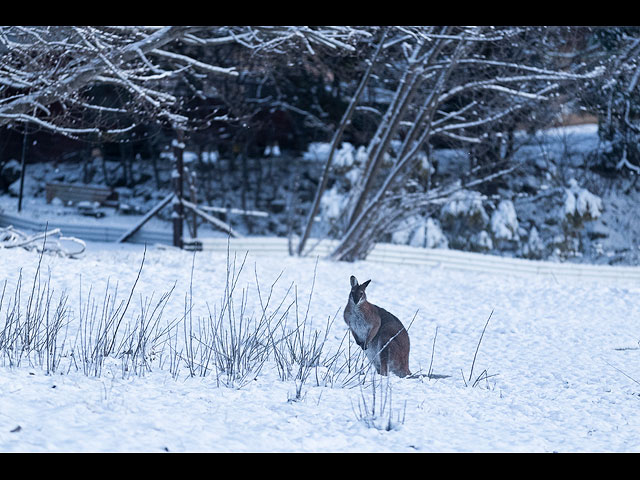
343;275;411;377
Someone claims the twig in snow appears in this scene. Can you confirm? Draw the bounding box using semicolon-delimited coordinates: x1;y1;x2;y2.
468;309;494;384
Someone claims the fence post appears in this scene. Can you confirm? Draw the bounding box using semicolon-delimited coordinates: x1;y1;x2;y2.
172;130;185;249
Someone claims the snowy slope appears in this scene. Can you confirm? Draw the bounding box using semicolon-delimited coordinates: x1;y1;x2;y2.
4;123;640;266
1;242;640;452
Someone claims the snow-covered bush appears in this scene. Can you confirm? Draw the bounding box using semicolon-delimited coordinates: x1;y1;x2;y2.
264;143;281;157
441;190;489;228
415;150;435;184
563;178;603;225
353;375;406;431
355;145;368;165
302;142;366;192
424;218;448;249
302;142;366;168
490;200;519;241
471;230;493;252
303;142;331;163
183;151;198;164
522;226;545;259
440;189;489;249
334;143;356;170
390;216;415;245
490;200;520;252
392;216;448;249
320;186;348;225
159;146;176;162
549;179;604;258
202;149;219;164
344;167;359;187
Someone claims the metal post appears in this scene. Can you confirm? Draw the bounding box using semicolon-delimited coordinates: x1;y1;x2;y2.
187;166;198;239
18;122;28;213
172;130;185;249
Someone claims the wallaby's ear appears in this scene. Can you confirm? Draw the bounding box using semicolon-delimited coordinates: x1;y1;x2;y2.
350;275;359;288
361;279;371;290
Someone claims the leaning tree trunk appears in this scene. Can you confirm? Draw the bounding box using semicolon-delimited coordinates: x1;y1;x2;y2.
296;29;388;256
328;26;602;262
332;34;465;261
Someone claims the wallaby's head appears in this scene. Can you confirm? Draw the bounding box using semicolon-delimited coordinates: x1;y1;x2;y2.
349;275;371;305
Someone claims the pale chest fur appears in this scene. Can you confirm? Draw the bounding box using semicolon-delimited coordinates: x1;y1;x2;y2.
344;303;381;372
344;302;371;346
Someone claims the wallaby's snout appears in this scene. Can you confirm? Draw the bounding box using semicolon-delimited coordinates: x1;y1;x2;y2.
344;275;411;378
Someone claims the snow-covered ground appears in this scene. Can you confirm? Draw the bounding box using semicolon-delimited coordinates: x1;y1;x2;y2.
1;241;639;452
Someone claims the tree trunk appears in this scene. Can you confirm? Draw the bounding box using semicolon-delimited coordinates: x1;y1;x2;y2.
332;36;468;261
296;29;388;256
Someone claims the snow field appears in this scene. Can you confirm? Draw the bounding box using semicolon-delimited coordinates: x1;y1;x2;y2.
1;242;640;452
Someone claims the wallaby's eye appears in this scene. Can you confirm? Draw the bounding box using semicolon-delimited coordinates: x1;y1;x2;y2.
352;287;366;304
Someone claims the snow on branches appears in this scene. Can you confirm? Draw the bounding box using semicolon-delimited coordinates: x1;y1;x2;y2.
0;26;372;139
325;26;606;261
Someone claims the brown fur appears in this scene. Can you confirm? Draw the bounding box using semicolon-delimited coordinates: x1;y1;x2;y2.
344;276;411;377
